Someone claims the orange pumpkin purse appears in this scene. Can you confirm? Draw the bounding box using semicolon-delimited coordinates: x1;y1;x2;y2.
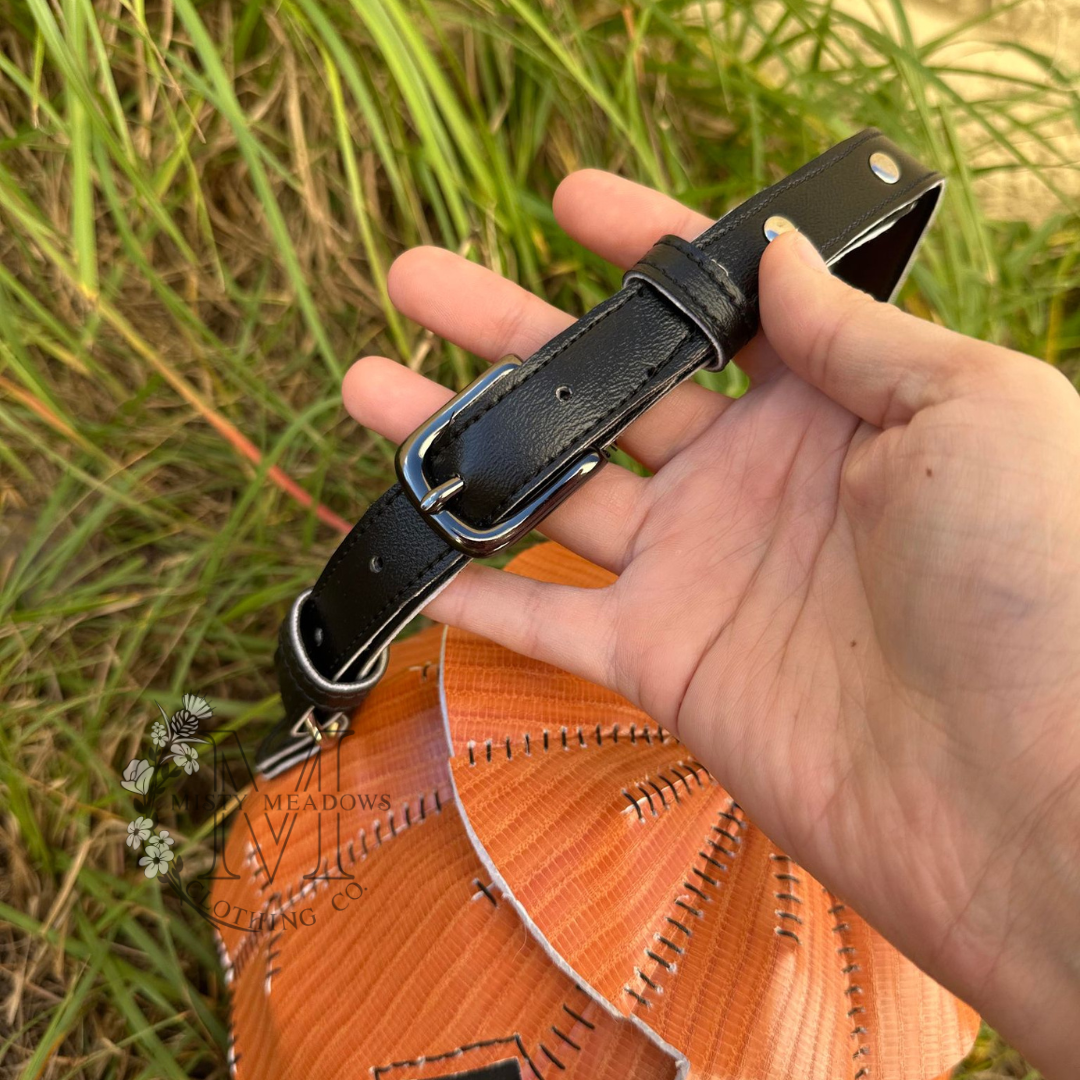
212;543;978;1080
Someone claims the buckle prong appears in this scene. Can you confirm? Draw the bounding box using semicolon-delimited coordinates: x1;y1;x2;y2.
419;474;465;515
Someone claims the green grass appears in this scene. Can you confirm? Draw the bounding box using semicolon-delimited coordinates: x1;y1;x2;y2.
0;0;1076;1075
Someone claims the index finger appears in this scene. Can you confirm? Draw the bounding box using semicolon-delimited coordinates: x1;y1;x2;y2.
552;169;713;269
553;169;784;385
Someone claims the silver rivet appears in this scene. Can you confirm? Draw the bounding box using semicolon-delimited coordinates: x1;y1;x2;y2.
763;215;796;242
869;151;900;184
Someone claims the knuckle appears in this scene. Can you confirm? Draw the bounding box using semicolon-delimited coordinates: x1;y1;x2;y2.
493;301;532;355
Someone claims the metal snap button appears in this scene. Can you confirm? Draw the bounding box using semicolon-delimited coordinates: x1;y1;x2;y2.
869;151;900;184
763;215;796;241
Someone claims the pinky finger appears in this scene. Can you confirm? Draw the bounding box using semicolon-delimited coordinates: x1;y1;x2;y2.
426;562;615;691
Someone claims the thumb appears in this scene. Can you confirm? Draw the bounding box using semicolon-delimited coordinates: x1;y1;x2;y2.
758;229;990;428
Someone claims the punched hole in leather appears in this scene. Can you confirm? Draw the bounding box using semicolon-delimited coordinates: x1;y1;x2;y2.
260;128;946;779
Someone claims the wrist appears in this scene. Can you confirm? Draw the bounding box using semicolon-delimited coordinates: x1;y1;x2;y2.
951;738;1080;1078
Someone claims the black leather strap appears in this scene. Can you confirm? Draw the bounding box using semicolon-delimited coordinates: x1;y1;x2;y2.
259;128;944;777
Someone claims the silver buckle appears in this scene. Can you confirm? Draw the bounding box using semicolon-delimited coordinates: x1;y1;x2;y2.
396;358;606;557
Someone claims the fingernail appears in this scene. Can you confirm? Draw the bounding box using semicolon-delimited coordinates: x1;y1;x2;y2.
788;230;827;273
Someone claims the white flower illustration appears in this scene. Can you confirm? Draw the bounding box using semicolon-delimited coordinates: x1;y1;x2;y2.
139;843;174;879
180;694;212;722
126;817;153;849
168;695;210;745
170;743;199;775
154;829;175;848
150;720;169;747
121;759;154;795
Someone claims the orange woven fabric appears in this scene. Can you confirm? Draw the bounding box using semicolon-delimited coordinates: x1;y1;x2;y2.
444;543;978;1079
214;543;978;1079
213;626;671;1079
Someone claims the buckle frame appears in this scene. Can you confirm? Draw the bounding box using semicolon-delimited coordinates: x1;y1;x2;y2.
396;358;606;558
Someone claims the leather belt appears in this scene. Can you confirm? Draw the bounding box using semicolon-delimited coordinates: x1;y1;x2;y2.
258;128;944;778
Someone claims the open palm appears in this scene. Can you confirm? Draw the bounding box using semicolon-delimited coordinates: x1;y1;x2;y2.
343;170;1080;1078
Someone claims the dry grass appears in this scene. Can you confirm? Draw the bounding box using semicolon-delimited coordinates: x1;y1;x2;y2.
0;0;1075;1076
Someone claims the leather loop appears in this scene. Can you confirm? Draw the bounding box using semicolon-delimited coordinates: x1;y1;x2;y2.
276;589;388;718
623;235;750;372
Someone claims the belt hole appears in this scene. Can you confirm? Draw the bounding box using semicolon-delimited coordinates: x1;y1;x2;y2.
555;385;573;402
369;555;384;573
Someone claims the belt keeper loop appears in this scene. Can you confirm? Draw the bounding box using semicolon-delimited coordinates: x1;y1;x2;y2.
623;234;751;372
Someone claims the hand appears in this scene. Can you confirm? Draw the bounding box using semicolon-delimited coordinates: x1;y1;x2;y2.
343;170;1080;1077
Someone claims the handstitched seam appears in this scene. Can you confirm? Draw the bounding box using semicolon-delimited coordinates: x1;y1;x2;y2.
227;886;289;982
473;877;499;907
342;787;448;863
620;758;708;820
246;840;271;898
228;878;315;980
227;785;452;980
430;287;639;470
624;798;743;1011
226;1025;242;1079
770;852;803;945
464;722;671;765
214;928;233;982
548;990;598;1060
829;897;872;1078
263;923;284;996
696;129;881;252
374;1035;539;1080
